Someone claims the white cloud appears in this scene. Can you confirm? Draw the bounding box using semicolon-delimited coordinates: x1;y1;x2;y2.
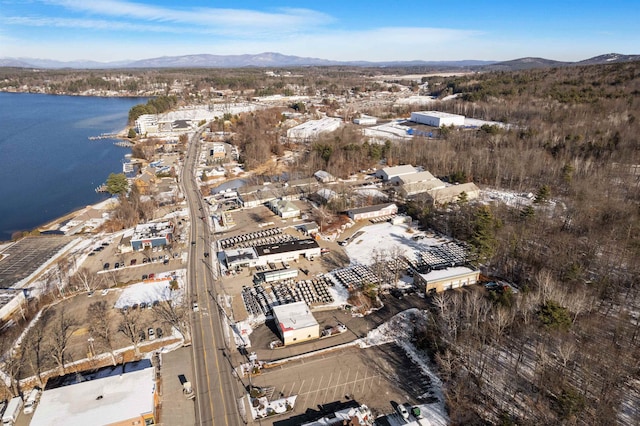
40;0;333;32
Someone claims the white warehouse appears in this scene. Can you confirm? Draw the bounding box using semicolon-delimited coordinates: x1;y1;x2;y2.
410;111;465;127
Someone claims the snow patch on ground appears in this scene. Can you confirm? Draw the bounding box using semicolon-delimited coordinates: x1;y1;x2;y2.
114;270;185;308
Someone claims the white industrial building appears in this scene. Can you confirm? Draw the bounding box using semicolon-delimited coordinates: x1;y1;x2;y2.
134;114;158;134
286;117;342;141
347;203;398;221
268;199;301;219
353;115;377;125
224;239;321;269
272;301;320;346
375;165;418;183
410;111;465;127
31;360;157;426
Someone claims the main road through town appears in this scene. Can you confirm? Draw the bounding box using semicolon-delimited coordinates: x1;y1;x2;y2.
181;127;246;426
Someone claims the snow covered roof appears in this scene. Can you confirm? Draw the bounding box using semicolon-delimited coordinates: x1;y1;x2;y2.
376;165;417;179
31;361;155;426
398;171;438;185
419;266;478;282
347;203;397;216
273;301;318;331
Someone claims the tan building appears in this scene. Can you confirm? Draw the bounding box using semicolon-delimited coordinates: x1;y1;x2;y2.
428;182;481;205
347;203;397;221
413;266;480;293
272;301;320;345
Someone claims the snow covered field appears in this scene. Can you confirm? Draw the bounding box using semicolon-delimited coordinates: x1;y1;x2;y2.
114;270;185;308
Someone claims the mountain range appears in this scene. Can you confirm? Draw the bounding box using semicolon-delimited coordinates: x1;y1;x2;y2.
0;52;638;70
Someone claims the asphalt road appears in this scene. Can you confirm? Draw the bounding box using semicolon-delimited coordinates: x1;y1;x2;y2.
182;128;245;426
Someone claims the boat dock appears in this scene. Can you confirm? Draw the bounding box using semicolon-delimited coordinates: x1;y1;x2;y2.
88;133;120;140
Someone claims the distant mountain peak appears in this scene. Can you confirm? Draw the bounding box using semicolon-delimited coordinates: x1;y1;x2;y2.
0;52;637;70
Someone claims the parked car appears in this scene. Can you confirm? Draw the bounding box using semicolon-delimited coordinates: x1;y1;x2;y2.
103;262;110;270
130;259;137;265
101;288;109;296
148;328;155;340
23;388;41;415
397;404;409;419
148;273;155;279
192;302;199;312
114;262;120;269
156;327;163;338
142;274;148;280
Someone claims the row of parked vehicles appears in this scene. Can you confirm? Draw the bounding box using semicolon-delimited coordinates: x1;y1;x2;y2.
0;388;41;425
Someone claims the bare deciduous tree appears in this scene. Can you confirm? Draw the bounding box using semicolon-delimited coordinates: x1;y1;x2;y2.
45;308;79;375
87;301;117;365
118;309;143;357
153;300;191;341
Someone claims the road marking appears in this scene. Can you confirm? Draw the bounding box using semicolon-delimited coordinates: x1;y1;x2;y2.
311;375;324;407
332;370;342;401
322;372;333;403
352;369;359;396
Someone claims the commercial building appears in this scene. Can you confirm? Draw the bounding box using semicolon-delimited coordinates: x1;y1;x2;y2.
353;115;377;126
134;114;158;134
209;143;226;160
413;266;480;293
410;111;465;127
398;171;446;198
254;239;321;264
286;117;342;141
269;199;301;219
313;170;335;183
347;203;398;221
130;221;174;251
272;301;320;345
428;182;481;204
375;165;418;183
31;360;157;426
223;239;321;269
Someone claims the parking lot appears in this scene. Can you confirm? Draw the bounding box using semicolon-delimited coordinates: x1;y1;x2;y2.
248;343;435;425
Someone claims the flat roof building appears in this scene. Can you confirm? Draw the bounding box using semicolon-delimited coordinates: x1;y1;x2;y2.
413;266;480;294
410;111;465;127
286;117;342;141
347;203;398;221
272;301;320;345
269;199;301;219
131;221;174;251
31;360;157;426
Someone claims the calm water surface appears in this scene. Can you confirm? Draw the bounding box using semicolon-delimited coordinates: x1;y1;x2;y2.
0;92;146;241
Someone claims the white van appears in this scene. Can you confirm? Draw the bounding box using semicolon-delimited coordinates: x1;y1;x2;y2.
2;396;22;425
23;388;40;415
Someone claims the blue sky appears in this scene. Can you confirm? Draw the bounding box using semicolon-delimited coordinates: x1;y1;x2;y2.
0;0;638;62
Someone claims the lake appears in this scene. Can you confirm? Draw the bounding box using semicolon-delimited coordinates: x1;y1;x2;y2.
0;92;147;241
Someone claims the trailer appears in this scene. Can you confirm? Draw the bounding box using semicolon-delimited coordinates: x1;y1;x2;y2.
2;397;23;426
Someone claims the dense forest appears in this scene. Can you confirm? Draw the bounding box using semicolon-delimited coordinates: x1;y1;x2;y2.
402;63;640;425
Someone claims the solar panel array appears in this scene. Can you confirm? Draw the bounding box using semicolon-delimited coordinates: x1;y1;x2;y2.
416;242;469;271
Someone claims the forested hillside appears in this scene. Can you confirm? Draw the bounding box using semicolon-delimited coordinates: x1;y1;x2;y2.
399;63;640;425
